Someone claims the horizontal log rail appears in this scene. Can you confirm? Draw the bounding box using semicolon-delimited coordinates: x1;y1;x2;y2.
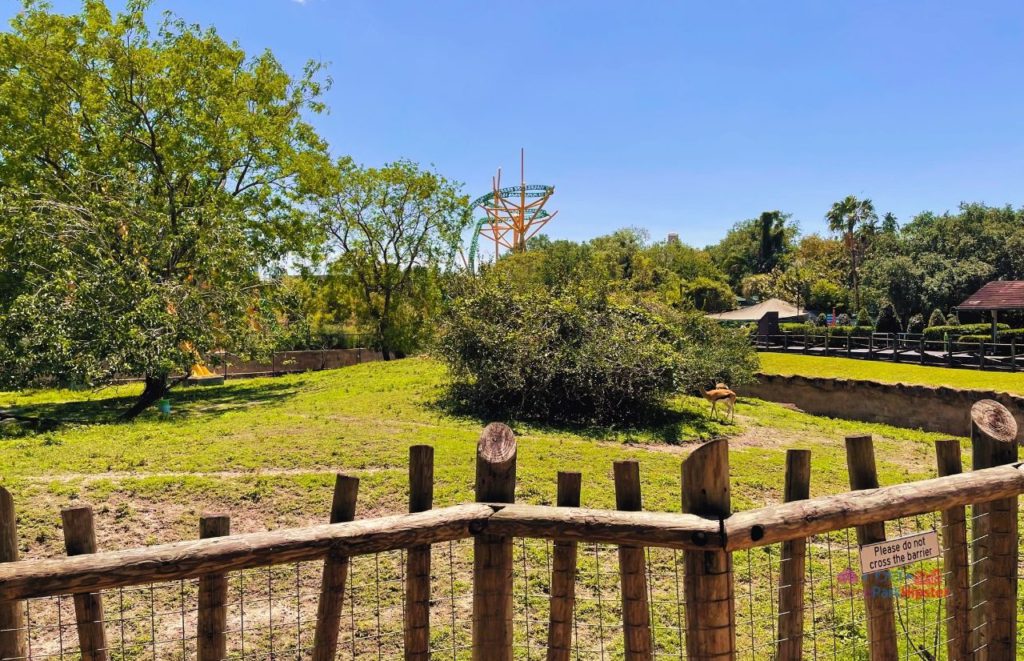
723;462;1024;550
487;503;721;549
2;464;1024;602
0;503;492;602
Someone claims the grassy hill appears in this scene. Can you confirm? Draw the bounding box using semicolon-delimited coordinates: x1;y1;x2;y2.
1;356;961;560
760;352;1024;394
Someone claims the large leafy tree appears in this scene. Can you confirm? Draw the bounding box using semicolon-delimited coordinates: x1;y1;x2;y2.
826;195;877;311
0;1;330;417
321;160;469;359
707;211;798;289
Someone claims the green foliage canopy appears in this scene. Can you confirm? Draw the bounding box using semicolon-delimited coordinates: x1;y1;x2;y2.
0;1;331;401
320;160;470;358
436;270;757;425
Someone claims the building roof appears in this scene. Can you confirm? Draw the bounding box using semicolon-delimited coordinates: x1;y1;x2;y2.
706;298;806;321
957;281;1024;311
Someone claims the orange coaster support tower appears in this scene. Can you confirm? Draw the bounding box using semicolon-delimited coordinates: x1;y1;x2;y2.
467;149;557;270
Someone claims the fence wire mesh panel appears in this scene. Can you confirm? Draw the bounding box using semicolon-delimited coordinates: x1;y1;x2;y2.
7;542;477;660
2;496;1022;659
731;512;988;660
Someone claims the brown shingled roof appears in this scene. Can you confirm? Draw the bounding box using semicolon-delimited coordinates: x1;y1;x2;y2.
957;281;1024;310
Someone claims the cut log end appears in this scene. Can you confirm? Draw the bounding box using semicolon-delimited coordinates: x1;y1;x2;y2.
971;399;1017;443
681;439;730;516
477;422;516;465
330;475;360;524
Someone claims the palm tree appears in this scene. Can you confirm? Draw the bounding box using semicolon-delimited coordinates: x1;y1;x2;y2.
826;195;877;310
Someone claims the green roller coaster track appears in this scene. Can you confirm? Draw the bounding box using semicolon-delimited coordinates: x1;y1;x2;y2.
467;184;555;272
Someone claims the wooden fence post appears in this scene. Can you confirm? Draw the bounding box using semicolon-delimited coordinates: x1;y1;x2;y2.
919;337;925;365
312;474;360;661
1011;337;1017;372
405;445;434;661
614;461;652;660
197;514;230;661
776;449;810;660
844;435;898;661
61;506;108;661
970;400;1018;659
472;423;517;661
682;439;734;660
935;440;970;661
547;472;582;661
868;334;874;358
0;488;26;661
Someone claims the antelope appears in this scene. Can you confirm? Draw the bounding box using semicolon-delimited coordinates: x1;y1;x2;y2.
704;382;737;421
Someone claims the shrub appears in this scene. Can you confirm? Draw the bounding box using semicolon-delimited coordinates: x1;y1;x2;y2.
856;308;871;327
875;302;902;334
922;323;1010;340
946;313;960;326
836;313;851;326
683;277;737;313
906;314;925;334
435;274;757;425
928;308;946;328
958;329;1024;343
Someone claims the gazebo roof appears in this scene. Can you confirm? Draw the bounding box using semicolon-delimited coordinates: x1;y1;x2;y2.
958;281;1024;311
706;298;806;321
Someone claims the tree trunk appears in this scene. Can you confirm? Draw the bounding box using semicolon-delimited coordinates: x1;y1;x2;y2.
120;375;169;421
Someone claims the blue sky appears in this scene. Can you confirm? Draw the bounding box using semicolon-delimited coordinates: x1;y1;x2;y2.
7;1;1024;246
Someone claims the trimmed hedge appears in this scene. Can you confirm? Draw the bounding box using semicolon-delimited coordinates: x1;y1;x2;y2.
778;323;872;337
922;323;1009;340
957;329;1024;343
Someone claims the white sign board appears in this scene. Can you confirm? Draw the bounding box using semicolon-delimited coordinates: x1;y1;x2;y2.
859;530;941;575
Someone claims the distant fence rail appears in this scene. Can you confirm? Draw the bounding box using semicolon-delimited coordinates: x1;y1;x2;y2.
754;331;1023;372
211;348;384;379
0;401;1022;659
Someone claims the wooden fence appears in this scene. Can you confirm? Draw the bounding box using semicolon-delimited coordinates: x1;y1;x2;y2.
754;332;1024;372
0;400;1021;659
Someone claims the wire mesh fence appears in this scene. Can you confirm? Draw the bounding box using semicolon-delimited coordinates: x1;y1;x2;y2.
4;506;1015;660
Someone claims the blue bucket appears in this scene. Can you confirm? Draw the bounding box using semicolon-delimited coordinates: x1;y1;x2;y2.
157;398;171;415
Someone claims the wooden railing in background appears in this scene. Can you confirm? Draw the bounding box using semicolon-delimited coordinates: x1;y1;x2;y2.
0;401;1021;660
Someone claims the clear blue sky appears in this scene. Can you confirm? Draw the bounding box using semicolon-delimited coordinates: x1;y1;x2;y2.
8;1;1024;246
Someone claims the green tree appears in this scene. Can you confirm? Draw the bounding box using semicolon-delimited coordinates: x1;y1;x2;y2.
756;210;789;273
683;277;737;313
826;195;878;311
0;1;330;417
875;302;902;334
707;212;798;289
321;160;469;359
928;308;946;328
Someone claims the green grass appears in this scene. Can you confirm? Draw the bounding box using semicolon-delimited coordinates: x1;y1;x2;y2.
0;356;960;555
759;351;1024;394
0;357;980;658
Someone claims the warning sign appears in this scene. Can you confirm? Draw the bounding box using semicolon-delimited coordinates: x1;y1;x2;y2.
859;530;941;575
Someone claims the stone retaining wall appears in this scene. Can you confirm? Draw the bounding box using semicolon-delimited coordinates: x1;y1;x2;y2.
738;373;1024;441
216;348;383;377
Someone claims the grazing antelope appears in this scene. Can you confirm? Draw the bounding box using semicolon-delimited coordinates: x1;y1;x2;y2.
704;382;737;421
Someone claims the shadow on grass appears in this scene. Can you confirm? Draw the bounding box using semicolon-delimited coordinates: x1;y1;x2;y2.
1;379;303;429
430;384;729;445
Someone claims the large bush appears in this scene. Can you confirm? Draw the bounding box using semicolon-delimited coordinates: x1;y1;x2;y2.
923;323;1009;340
435;274;757;425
